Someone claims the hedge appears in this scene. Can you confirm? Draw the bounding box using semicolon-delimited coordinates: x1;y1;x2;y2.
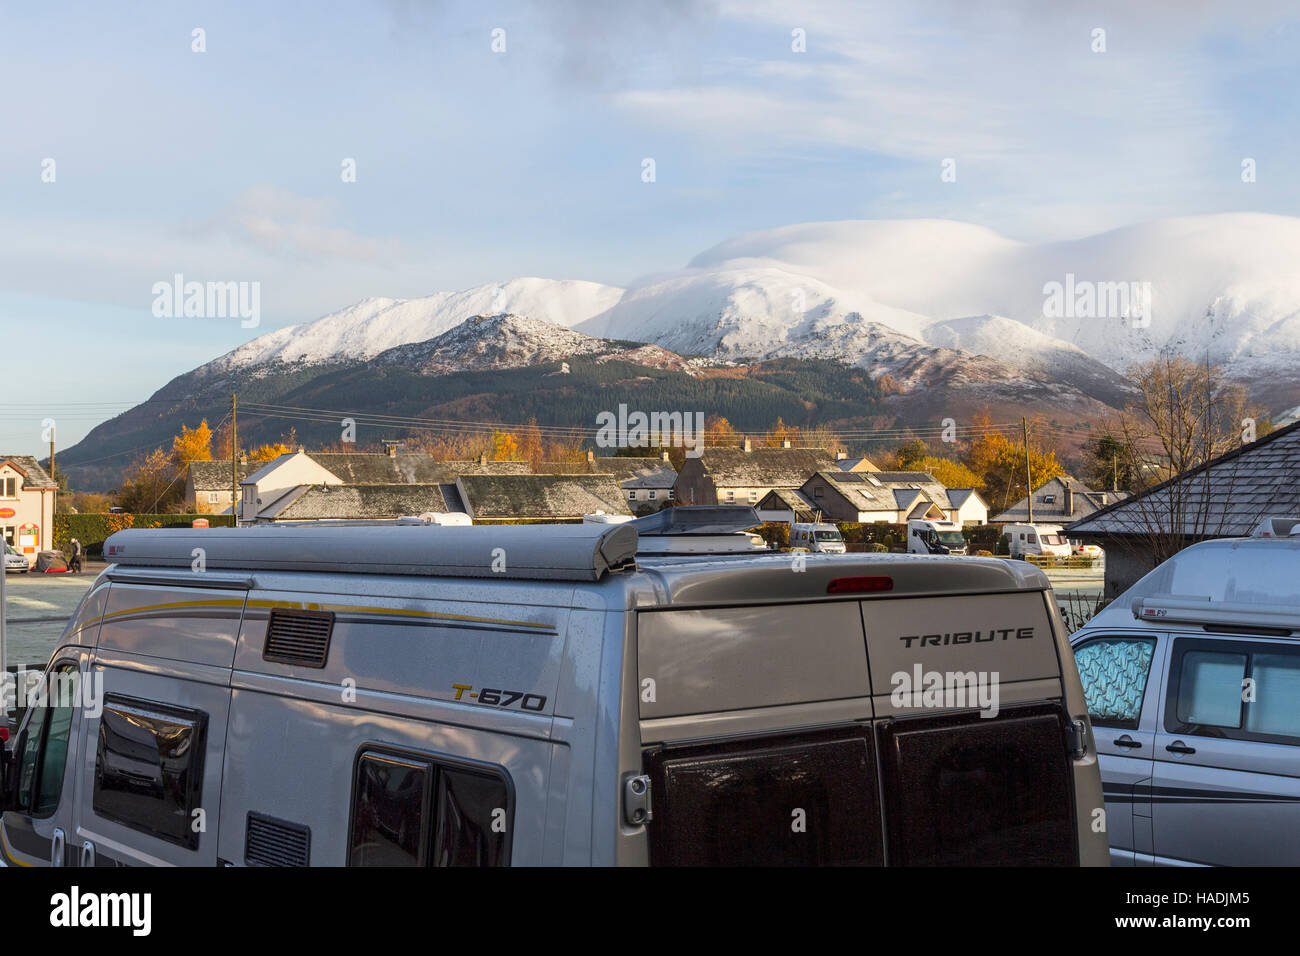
53;513;235;556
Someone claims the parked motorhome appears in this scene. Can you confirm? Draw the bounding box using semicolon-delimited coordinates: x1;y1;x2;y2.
907;519;968;555
0;509;1106;866
1005;523;1072;559
789;522;846;554
1070;518;1300;866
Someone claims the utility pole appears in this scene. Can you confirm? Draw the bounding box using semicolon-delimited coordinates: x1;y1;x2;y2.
1023;417;1034;523
1112;452;1118;492
231;393;238;526
50;426;56;526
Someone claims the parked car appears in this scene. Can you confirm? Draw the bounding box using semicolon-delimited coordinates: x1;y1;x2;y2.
789;522;846;554
1070;516;1300;866
3;542;29;573
907;518;969;555
1070;540;1104;560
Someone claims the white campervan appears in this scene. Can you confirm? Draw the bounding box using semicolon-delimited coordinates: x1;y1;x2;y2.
908;519;968;556
1070;517;1300;866
1;508;1107;867
1005;523;1072;559
789;522;846;554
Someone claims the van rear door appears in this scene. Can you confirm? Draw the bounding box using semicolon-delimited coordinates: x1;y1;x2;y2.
637;588;1088;865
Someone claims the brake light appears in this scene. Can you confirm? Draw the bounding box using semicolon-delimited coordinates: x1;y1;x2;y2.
0;727;8;743
827;575;893;594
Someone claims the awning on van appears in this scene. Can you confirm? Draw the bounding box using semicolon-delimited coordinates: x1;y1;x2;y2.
102;521;638;582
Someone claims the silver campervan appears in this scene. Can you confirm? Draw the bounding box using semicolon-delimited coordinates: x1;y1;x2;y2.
1070;518;1300;866
2;509;1107;866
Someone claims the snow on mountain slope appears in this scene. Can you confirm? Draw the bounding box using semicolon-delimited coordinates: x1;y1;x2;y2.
200;214;1300;413
214;278;624;369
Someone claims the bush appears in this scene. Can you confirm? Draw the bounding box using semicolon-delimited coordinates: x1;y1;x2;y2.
870;542;888;552
54;513;236;557
975;549;993;557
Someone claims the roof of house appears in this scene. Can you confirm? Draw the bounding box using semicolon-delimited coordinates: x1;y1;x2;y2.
806;470;953;515
593;456;677;488
693;447;838;488
264;484;453;521
188;460;249;491
457;473;632;520
1066;420;1300;538
310;453;530;484
835;456;880;472
758;488;820;515
992;475;1129;524
0;456;56;489
946;488;986;510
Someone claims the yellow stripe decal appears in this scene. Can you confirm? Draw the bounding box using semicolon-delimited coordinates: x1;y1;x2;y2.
0;826;34;868
100;598;551;631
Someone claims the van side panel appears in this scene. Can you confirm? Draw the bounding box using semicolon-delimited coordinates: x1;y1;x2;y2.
97;583;246;668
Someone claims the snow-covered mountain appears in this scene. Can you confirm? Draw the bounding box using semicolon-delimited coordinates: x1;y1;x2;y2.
204;213;1300;413
372;313;692;376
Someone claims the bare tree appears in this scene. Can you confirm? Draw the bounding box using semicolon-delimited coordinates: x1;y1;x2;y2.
1095;354;1274;569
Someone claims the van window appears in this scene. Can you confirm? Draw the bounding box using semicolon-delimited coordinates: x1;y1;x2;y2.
1165;639;1300;745
1177;650;1246;728
643;726;882;866
349;750;511;867
15;662;78;817
93;696;208;850
1073;638;1156;730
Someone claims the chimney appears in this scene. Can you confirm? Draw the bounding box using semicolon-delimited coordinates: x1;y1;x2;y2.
238;454;247;465
743;438;752;453
1063;485;1074;516
661;451;669;462
781;439;791;449
297;445;305;454
836;449;847;460
479;452;488;466
586;450;595;464
387;445;397;458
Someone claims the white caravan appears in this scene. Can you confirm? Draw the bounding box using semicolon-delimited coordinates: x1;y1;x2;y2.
1005;523;1072;559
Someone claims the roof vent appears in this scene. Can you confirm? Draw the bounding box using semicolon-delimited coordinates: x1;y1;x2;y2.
1253;516;1300;538
245;812;311;866
264;608;334;668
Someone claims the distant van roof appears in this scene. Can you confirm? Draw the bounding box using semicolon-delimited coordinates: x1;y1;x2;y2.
103;522;638;582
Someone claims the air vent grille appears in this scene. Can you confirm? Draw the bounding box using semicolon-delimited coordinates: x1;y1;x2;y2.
245;812;311;867
263;608;334;668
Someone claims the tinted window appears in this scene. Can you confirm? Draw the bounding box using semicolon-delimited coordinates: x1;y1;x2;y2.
432;769;510;866
1073;638;1156;729
1166;639;1300;745
644;727;882;866
15;663;78;817
349;751;512;867
878;706;1076;865
350;754;431;866
36;669;77;815
93;697;208;849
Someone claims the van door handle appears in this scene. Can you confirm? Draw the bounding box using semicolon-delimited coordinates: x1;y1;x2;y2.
81;841;96;868
51;828;65;867
1113;735;1142;749
1166;740;1196;755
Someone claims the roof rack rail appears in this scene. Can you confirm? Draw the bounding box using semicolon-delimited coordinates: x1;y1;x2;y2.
103;522;637;582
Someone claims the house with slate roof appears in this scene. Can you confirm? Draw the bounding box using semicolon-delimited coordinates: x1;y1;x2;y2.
0;454;56;567
991;475;1128;526
185;459;249;515
456;473;632;522
1067;420;1300;596
673;440;843;507
238;448;528;523
767;470;987;525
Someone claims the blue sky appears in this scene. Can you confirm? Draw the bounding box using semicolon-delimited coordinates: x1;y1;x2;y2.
2;0;1299;453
